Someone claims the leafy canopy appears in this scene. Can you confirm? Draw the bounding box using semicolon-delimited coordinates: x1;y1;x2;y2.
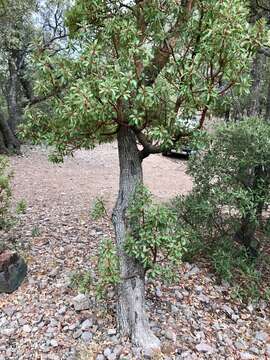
23;0;266;159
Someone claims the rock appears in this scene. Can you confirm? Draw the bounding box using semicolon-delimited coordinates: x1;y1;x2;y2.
197;294;210;304
155;287;162;297
1;328;15;336
107;328;117;336
73;329;82;339
185;265;200;278
81;319;93;330
235;340;247;350
171;305;178;313
165;329;177;342
2;306;16;317
222;305;235;318
249;346;260;355
58;306;67;315
0;251;27;293
196;342;214;353
81;331;92;342
103;347;112;358
255;331;269;342
113;345;123;357
240;352;254;359
175;290;183;301
72;294;90;311
96;355;105;360
50;339;58;347
22;324;32;333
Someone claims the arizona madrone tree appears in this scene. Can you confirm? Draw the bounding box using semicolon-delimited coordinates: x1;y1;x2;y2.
23;0;266;353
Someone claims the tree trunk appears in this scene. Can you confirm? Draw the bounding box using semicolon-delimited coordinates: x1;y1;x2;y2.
0;110;20;154
112;126;160;354
247;52;265;117
6;56;23;133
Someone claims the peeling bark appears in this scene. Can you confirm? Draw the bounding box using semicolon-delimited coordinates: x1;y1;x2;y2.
112;126;160;354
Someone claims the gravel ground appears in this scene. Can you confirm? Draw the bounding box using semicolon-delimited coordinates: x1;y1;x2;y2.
0;145;269;360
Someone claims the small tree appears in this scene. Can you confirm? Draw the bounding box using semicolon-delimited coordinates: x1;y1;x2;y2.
23;0;266;353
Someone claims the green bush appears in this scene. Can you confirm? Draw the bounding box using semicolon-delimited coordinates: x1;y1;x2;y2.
173;118;270;300
178;118;270;251
96;237;120;298
125;184;187;281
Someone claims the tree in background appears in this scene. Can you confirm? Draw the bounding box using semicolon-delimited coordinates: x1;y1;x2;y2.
23;0;266;353
0;0;68;153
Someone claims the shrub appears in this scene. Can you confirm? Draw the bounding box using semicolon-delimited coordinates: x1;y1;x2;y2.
179;118;270;252
125;184;187;280
16;199;27;214
96;237;120;298
173;118;270;299
90;197;107;220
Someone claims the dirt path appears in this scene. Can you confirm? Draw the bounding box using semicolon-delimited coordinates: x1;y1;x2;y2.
10;143;192;213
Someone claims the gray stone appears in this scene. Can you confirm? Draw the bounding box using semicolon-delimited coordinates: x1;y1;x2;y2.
249;346;260;355
175;290;183;301
72;294;90;311
165;329;177;342
171;305;178;313
255;331;269;342
2;306;16;317
0;251;27;293
81;331;92;342
222;305;235;318
235;341;247;350
73;329;82;339
103;347;112;358
58;306;67;315
197;294;210;304
50;339;58;347
81;319;93;330
1;328;15;336
96;355;105;360
186;266;200;277
240;352;254;360
22;324;32;333
107;328;117;336
196;342;214;353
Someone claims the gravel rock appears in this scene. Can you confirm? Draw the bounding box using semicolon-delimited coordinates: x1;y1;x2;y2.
73;329;82;339
81;331;92;342
255;331;269;342
81;319;93;330
107;328;117;336
22;324;32;333
0;251;27;294
103;347;112;358
240;352;254;359
72;294;91;311
50;339;58;347
165;329;177;342
197;294;210;304
195;342;214;353
96;355;105;360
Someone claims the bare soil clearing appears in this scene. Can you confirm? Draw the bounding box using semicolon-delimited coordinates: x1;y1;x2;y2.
10;143;192;213
0;145;269;360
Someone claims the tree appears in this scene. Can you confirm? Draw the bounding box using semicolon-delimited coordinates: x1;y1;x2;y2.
0;0;68;153
23;0;265;353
